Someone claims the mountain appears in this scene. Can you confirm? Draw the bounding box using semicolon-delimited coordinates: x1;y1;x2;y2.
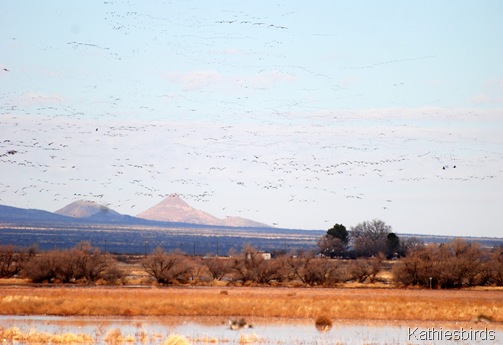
55;200;122;218
54;200;137;223
0;204;72;222
136;195;220;224
137;194;271;227
1;197;271;228
219;216;271;228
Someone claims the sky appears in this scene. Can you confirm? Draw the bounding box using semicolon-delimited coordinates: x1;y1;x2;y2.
1;0;503;237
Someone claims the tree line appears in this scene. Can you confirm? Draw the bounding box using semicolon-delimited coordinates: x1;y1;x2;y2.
317;219;416;259
0;242;387;286
393;238;503;288
1;236;502;288
0;242;122;284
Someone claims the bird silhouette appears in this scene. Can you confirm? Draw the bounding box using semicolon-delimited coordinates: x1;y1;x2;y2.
228;318;253;330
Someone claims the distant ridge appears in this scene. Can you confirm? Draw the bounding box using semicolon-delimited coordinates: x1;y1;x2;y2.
0;204;71;222
137;194;271;227
0;197;271;228
1;203;502;252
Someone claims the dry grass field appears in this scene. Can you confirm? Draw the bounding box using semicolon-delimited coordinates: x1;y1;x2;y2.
0;286;502;325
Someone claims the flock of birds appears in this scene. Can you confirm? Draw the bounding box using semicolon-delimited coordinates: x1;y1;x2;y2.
1;108;498;228
215;19;288;30
1;2;501;229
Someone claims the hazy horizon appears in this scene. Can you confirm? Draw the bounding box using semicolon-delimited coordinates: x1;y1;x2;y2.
1;1;502;237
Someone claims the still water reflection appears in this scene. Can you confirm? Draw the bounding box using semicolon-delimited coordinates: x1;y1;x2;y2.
0;315;501;345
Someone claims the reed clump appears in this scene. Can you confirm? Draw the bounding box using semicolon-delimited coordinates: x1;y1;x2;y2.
162;334;191;345
239;333;263;344
0;326;95;344
315;315;333;332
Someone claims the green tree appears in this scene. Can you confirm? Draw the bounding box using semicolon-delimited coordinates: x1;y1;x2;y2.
318;223;348;258
327;223;349;244
386;232;400;258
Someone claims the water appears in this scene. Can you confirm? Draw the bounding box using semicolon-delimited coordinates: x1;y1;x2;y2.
0;315;501;345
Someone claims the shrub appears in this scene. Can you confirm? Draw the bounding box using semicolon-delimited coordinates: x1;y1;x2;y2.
21;242;122;284
22;250;63;283
203;257;231;281
0;245;34;278
348;254;384;283
393;239;486;288
315;315;332;332
228;245;279;284
283;251;342;286
488;246;503;286
142;248;192;285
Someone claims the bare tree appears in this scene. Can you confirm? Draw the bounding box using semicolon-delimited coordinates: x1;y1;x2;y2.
22;250;61;283
142;247;191;285
204;257;231;281
348;254;385;283
489;246;503;286
54;250;77;283
442;239;483;287
283;250;315;284
283;250;341;286
350;219;393;257
22;242;121;284
317;235;346;258
0;245;34;278
71;241;117;283
397;237;425;257
318;223;349;258
393;239;486;288
186;257;207;284
313;257;341;286
228;245;278;285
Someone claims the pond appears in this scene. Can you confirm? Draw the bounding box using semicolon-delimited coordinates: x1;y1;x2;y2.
0;315;501;345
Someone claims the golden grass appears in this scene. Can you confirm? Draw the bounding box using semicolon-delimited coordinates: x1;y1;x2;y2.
0;326;95;344
239;333;263;344
104;328;136;344
188;335;221;343
0;286;502;323
0;278;31;285
0;327;194;345
162;334;191;345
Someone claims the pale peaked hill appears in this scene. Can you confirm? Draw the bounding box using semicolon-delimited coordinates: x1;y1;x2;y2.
54;200;134;222
136;194;271;228
55;200;121;218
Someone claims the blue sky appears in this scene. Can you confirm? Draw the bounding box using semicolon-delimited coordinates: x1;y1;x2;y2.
1;1;502;237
